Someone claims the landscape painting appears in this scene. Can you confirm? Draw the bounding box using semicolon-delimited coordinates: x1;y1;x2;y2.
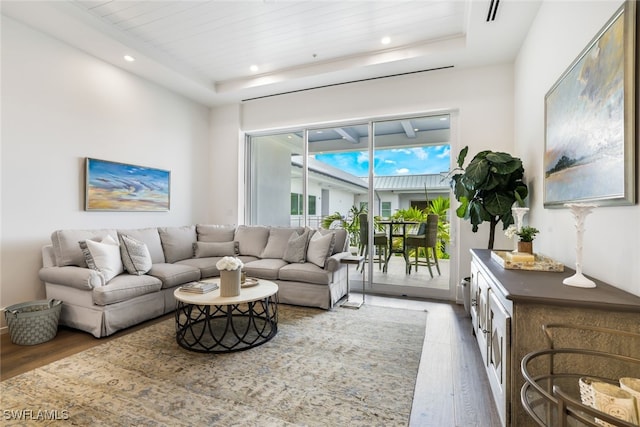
85;158;170;211
544;2;635;207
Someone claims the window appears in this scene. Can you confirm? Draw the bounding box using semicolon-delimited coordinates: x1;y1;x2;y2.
381;202;392;218
308;195;316;215
291;193;303;215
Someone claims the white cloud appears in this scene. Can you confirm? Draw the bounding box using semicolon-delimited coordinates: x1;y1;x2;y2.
384;159;396;164
437;147;450;158
412;147;428;160
396;168;410;174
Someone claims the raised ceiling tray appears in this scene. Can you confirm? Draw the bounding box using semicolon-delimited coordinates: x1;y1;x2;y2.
491;250;565;272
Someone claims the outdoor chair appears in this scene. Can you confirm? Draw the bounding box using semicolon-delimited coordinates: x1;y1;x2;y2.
405;214;441;278
358;214;388;271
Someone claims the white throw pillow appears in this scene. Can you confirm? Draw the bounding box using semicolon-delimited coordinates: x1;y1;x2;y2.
80;235;124;283
306;231;336;268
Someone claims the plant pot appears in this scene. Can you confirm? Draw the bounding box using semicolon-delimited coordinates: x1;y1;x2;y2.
220;269;241;297
517;241;533;254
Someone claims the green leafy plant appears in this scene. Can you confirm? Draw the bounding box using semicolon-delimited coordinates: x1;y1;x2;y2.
516;226;539;242
449;146;529;249
321;204;366;247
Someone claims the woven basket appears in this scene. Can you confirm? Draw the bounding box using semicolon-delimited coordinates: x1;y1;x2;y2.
5;299;62;345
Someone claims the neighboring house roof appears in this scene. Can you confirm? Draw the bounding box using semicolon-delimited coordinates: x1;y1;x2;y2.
292;157;449;193
291;156;368;192
370;174;450;193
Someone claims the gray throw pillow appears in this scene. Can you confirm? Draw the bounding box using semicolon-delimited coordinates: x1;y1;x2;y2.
306;231;336;268
196;224;236;242
119;234;152;275
283;230;310;263
193;241;239;258
261;228;301;259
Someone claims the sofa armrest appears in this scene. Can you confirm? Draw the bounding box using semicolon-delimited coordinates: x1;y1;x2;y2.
39;266;105;290
325;251;351;272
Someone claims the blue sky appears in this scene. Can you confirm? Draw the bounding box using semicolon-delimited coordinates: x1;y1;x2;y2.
314;145;450;177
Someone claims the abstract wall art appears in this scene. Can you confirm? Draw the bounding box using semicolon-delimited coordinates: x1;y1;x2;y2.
85;158;170;211
544;1;636;207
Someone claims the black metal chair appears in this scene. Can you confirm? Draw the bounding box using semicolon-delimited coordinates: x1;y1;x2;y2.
405;214;440;277
358;214;388;271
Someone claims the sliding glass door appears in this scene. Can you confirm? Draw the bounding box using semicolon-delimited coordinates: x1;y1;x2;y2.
246;113;453;300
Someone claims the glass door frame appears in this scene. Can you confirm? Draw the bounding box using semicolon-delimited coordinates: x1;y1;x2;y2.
244;110;459;302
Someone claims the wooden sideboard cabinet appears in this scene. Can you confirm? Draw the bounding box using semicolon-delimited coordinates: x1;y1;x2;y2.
469;249;640;427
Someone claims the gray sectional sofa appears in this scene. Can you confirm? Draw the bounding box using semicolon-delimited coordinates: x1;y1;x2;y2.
39;225;351;337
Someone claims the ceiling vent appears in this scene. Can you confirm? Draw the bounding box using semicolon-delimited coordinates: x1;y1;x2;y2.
486;0;500;22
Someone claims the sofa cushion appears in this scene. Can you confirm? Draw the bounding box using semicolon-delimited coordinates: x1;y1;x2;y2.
51;229;118;267
243;259;288;280
196;224;236;242
234;225;269;257
176;258;221;279
260;227;300;259
317;228;349;254
117;228;165;264
158;226;196;263
283;229;310;263
278;263;332;285
193;241;239;258
147;263;200;289
79;235;123;283
306;231;336;268
92;274;162;306
119;234;152;275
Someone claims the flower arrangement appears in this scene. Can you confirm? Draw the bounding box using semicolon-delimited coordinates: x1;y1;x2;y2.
216;256;244;271
505;225;539;242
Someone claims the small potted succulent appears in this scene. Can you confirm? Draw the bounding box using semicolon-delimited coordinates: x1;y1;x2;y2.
506;226;539;254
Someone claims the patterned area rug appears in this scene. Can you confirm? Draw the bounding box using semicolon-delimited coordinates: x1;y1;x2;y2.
1;304;426;426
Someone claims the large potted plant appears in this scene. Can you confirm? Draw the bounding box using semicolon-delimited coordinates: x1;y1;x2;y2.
449;146;529;249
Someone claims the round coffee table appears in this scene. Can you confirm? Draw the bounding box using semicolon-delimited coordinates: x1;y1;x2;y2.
174;278;278;353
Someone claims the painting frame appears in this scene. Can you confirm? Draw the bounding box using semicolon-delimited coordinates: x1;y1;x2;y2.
543;1;637;208
85;158;171;212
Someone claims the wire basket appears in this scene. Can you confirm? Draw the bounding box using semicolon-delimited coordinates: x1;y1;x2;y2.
4;299;62;345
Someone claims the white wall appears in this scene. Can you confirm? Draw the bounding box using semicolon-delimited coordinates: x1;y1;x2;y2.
0;17;211;319
233;63;516;296
514;0;639;297
209;104;242;225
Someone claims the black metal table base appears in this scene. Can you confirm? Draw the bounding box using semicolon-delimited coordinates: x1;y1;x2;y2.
175;295;278;353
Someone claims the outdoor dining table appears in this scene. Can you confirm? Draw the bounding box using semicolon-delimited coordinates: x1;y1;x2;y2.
377;220;419;274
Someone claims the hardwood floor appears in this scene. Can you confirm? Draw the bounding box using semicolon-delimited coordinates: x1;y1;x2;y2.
1;295;500;426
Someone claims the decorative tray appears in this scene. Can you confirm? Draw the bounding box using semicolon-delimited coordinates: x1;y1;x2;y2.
241;278;260;288
491;250;564;272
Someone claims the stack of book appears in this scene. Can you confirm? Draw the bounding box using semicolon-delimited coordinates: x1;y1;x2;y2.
180;281;218;294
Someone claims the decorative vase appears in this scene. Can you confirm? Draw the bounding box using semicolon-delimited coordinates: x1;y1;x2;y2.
220;269;241;297
512;207;529;252
563;203;597;288
517;241;533;254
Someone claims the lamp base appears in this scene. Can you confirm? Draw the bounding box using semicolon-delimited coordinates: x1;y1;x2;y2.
563;273;596;288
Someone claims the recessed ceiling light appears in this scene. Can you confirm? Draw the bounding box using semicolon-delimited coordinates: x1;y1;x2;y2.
381;36;391;45
123;55;135;62
414;128;419;132
250;65;259;72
